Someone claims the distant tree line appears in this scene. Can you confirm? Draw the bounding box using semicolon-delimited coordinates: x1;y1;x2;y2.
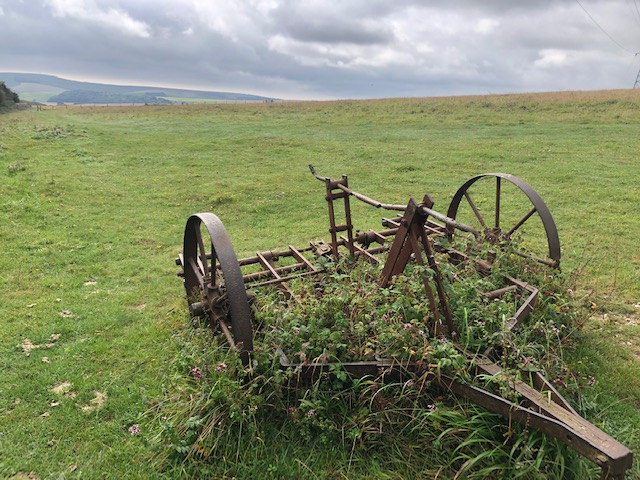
0;81;20;111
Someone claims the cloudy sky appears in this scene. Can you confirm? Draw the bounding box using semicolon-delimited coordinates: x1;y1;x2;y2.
1;0;640;99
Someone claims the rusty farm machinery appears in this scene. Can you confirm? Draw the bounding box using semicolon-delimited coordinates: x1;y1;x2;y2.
176;166;632;479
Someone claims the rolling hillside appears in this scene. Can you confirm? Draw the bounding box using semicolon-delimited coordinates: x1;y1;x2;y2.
0;72;277;104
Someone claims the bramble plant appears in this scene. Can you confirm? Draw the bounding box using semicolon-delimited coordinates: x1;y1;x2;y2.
152;244;598;479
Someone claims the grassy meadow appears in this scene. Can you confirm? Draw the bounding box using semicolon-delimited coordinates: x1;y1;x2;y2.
1;90;639;478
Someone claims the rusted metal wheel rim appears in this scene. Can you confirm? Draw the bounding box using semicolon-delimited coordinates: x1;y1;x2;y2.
183;213;253;366
446;173;561;267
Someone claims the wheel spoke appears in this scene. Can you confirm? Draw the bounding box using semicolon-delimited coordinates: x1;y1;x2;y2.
464;191;487;229
209;242;218;287
195;224;210;278
506;207;537;237
188;257;206;288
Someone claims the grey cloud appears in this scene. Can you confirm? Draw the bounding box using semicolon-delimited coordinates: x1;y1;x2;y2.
273;14;393;45
1;0;638;99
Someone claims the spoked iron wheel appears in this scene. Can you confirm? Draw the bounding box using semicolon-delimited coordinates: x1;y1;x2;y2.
182;213;253;366
446;173;560;268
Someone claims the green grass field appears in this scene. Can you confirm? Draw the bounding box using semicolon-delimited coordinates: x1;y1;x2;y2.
1;90;639;478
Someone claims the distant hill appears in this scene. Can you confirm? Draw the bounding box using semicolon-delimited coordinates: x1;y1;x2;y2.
0;72;278;104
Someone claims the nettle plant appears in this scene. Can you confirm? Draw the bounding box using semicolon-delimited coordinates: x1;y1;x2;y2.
257;259;465;371
153;245;596;479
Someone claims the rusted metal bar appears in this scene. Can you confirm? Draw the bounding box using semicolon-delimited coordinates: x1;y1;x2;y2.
289;245;319;272
495;176;501;228
256;252;299;302
335;182;406;211
325;179;341;257
218;318;238;352
314;166;481;238
236;245;316;266
468;358;633;479
512;249;560;268
505;285;539;331
416;198;455;336
419;205;480;237
341;176;357;257
464;190;487;229
246;270;319;289
277;351;633;479
339;236;379;264
506;206;537;237
242;262;307;282
482;284;518;299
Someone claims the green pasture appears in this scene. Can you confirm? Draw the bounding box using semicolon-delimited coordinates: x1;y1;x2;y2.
15;91;59;103
0;91;638;478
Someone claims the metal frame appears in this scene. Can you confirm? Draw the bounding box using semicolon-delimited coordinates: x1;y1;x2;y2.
176;169;632;479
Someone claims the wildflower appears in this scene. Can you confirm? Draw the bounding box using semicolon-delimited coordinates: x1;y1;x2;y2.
403;323;413;331
427;404;437;412
190;367;203;379
128;424;141;435
292;327;300;335
214;363;227;372
287;406;298;418
306;409;316;417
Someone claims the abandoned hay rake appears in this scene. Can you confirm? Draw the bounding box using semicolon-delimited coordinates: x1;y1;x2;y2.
176;166;632;479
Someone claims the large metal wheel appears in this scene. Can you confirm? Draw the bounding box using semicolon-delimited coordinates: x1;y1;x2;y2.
182;213;253;366
446;173;560;268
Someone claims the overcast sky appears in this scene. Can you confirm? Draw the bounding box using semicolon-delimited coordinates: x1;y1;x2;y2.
1;0;640;99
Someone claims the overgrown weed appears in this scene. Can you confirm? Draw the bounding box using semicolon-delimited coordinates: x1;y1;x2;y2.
152;246;603;478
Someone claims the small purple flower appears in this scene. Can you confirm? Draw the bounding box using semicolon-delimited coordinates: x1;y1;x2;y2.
292;327;300;335
128;424;141;435
190;367;203;379
214;363;227;372
287;406;298;418
306;409;316;417
428;404;437;412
